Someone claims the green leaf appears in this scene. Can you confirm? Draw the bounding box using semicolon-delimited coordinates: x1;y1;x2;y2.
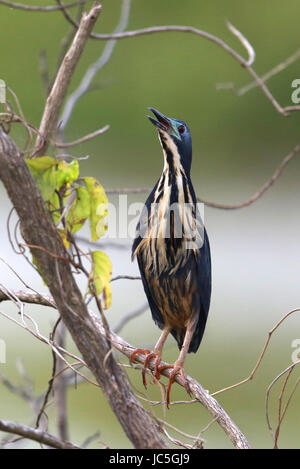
56;160;79;190
91;250;112;309
66;186;90;233
26;157;79;201
26;156;57;172
84;177;108;241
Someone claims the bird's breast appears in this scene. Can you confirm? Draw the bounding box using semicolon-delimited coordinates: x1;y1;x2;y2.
136;171;200;277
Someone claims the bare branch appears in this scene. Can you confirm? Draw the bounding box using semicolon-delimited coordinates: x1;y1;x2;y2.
200;142;300;209
60;0;131;130
212;308;300;396
273;366;294;448
0;288;56;308
52;125;109;148
54;322;69;441
38;50;51;96
0;286;250;448
0;0;89;12
75;235;131;250
111;275;141;282
237;48;300;96
105;187;151;195
266;360;300;445
277;375;300;435
0;419;80;449
226;21;255;66
106;141;300;210
114;301;148;334
53;12;300;116
0;371;35;405
88;309;251;449
33;3;102;157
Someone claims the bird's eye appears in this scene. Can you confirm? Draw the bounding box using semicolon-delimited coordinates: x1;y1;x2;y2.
178;125;185;134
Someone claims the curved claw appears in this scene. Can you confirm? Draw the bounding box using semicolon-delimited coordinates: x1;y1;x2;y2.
130;349;162;388
166;366;191;409
130;348;151;364
154;363;173;381
130;350;192;409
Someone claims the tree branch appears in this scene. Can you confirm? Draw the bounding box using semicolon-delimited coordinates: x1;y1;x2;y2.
0;286;251;449
90;310;251;450
106;141;300;210
60;0;131;131
52;125;109;147
33;2;102;157
0;419;80;449
53;10;300;116
237;48;300;96
0;128;167;449
0;289;56;308
0;0;89;12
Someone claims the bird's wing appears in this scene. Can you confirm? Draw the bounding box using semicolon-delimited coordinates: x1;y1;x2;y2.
187;227;211;352
131;179;159;261
197;227;212;315
132;179;165;328
136;253;165;329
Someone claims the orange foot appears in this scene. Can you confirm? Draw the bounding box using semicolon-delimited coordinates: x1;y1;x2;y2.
155;363;192;408
130;348;162;388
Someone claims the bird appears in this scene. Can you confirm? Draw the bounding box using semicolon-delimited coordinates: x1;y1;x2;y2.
131;108;211;407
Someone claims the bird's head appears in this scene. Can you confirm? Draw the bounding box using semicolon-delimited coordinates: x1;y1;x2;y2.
147;107;192;174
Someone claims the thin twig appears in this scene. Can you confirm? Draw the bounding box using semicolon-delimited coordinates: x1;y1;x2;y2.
0;286;250;449
114;301;148;334
273;367;294;449
238;48;300;96
52;125;109;147
33;2;102;157
38;50;51;96
0;0;88;12
88;310;251;449
0;288;56;308
54;322;70;441
53;13;300;116
226;21;255;66
106;141;300;210
278;375;300;435
60;0;131;130
111;275;141;282
266;360;300;444
0;419;80;449
35;317;61;431
212;308;300;396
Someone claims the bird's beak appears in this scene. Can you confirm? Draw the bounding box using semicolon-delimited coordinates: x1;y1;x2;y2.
147;108;172;133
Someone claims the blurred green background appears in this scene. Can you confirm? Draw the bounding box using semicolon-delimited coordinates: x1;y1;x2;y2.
0;0;300;449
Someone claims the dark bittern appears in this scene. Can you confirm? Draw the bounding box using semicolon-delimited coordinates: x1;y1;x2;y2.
131;108;211;407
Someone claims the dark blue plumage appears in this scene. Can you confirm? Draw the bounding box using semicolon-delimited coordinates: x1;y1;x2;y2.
131;108;211;406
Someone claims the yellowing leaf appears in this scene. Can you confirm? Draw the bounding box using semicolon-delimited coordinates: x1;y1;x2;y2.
90;250;112;309
84;177;108;241
58;229;70;249
56;160;79;189
66;187;90;233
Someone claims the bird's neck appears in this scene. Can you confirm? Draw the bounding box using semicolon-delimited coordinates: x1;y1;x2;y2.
160;132;192;177
158;142;194;207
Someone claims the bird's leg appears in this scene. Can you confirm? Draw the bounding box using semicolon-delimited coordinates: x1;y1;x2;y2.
130;326;170;388
161;316;197;408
